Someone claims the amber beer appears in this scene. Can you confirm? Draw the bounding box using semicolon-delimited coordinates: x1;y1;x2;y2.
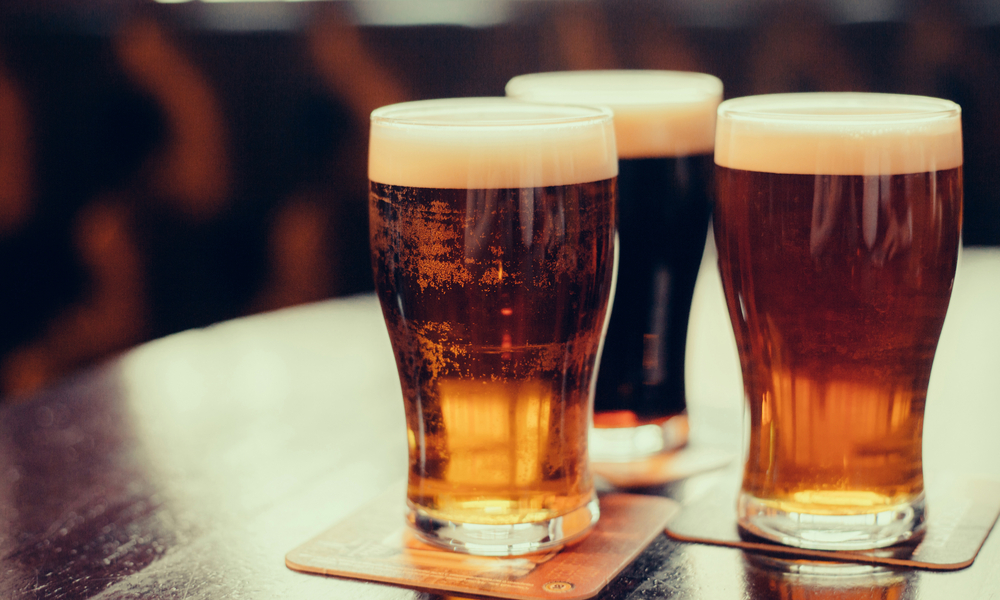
369;98;617;555
507;71;722;461
714;93;962;550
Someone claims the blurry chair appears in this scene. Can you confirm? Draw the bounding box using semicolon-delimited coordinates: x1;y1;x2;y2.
1;17;235;397
2;199;146;395
249;8;411;311
114;17;243;335
116;18;231;222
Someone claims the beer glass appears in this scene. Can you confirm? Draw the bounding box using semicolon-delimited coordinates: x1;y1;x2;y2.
369;98;618;555
713;93;962;550
507;71;722;461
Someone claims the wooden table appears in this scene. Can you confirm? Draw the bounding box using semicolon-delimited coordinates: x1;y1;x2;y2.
1;244;998;599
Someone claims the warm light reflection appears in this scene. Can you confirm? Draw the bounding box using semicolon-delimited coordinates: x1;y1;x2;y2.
116;298;407;527
683;544;745;596
151;0;515;28
742;554;912;599
153;0;325;3
353;1;513;26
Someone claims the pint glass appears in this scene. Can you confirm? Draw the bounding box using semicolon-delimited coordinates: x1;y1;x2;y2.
369;98;618;555
713;93;962;549
507;71;722;461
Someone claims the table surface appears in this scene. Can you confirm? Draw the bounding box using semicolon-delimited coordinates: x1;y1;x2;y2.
1;243;998;599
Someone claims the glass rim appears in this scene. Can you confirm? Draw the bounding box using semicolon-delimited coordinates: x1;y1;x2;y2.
505;70;723;107
370;97;614;129
718;92;961;124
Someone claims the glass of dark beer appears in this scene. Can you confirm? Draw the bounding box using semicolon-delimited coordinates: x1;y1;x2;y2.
369;98;618;555
506;71;722;462
713;93;962;550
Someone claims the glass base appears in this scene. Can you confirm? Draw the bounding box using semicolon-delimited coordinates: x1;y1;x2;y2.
590;413;689;463
737;491;926;551
406;495;600;556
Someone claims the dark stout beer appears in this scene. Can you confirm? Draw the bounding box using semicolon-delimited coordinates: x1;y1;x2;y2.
713;92;963;549
507;71;722;460
369;98;618;554
597;154;713;421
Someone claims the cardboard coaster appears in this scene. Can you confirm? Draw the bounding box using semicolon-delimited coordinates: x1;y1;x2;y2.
287;484;680;600
664;472;1000;571
592;443;735;489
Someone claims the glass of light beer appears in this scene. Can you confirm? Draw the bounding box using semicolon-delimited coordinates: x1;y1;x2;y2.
369;98;618;555
713;93;962;550
507;71;722;462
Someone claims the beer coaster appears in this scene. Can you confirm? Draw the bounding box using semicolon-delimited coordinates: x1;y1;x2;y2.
592;443;735;489
286;484;680;600
664;472;1000;571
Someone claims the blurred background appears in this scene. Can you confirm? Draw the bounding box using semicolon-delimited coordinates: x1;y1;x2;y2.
0;0;997;398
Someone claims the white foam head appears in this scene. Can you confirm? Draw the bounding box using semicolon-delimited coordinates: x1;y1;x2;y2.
369;98;617;189
506;70;722;159
715;93;962;175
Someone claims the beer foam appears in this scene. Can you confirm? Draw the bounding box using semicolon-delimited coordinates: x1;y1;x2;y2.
369;98;617;189
506;71;722;159
715;93;963;175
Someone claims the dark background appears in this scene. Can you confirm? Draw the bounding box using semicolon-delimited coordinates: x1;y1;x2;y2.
0;0;997;397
